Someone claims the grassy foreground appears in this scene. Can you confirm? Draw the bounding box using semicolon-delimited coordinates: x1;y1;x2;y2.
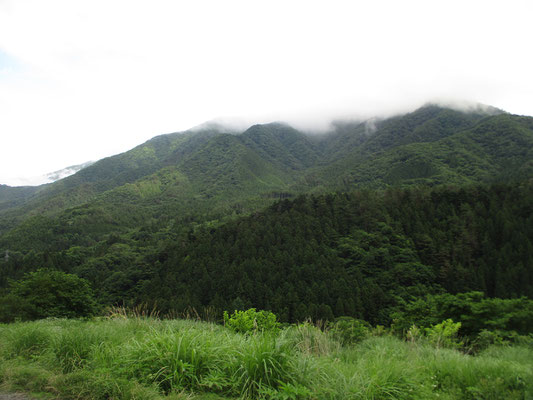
0;317;532;399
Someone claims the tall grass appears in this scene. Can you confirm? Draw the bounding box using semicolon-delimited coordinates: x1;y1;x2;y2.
0;318;531;399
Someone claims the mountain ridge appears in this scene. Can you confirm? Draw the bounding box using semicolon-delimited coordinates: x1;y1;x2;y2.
0;103;531;239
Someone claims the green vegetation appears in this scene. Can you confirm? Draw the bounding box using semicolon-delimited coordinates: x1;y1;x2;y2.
223;308;280;334
0;269;98;322
0;104;532;398
2;105;532;239
0;316;531;399
392;291;533;340
1;181;532;326
127;183;533;323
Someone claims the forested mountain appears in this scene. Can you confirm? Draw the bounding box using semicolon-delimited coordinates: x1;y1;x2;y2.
139;183;533;323
0;184;40;212
1;103;532;323
1;104;529;232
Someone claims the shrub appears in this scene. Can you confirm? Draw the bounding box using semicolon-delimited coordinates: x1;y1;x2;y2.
425;319;463;349
223;308;279;334
1;269;98;321
406;324;424;343
328;317;370;345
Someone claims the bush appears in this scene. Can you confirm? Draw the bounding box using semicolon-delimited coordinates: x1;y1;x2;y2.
425;319;463;349
328;317;370;345
0;269;98;322
223;308;280;334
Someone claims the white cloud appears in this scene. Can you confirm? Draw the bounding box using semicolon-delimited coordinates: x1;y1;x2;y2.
1;0;532;185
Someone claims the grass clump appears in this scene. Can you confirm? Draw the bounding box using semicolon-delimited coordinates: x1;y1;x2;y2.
52;324;106;373
233;334;295;398
1;321;53;359
120;327;234;394
282;321;338;356
0;317;531;399
421;345;533;399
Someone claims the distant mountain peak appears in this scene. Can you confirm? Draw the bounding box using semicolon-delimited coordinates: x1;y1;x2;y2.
420;100;506;116
189;117;250;133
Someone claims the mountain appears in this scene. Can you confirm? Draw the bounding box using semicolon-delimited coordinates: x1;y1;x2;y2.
138;183;533;322
0;184;40;212
314;105;531;188
0;104;531;236
0;103;532;320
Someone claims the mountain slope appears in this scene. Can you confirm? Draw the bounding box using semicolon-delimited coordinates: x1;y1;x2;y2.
0;103;532;324
0;127;226;232
314;109;531;188
0;104;532;245
138;183;533;322
240;123;321;171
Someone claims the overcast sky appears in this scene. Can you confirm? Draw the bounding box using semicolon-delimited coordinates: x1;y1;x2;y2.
1;0;532;186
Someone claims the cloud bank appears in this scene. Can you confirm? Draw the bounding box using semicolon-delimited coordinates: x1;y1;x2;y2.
0;0;532;184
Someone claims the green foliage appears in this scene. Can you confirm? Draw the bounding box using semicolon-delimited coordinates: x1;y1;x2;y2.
282;322;338;356
0;269;98;322
474;329;508;349
223;308;280;334
234;334;295;397
393;291;533;339
0;318;532;399
0;106;531;398
121;328;231;393
425;319;463;349
257;381;313;400
0;105;533;333
1;322;53;359
53;326;104;373
328;317;370;345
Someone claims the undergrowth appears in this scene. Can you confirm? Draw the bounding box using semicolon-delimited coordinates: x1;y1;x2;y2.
0;317;531;399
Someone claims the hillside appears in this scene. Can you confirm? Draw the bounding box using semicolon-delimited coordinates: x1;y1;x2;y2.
0;103;532;321
125;183;533;322
1;104;530;231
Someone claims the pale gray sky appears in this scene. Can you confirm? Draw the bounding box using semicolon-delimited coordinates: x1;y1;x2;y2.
1;0;532;186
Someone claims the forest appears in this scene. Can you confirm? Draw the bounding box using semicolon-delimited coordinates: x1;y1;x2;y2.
0;104;532;398
2;183;532;329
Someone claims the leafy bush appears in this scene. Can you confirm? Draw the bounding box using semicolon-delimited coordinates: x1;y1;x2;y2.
406;324;424;343
328;317;370;345
392;292;533;338
425;319;463;349
224;308;280;334
474;329;533;351
0;269;98;322
474;329;507;350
